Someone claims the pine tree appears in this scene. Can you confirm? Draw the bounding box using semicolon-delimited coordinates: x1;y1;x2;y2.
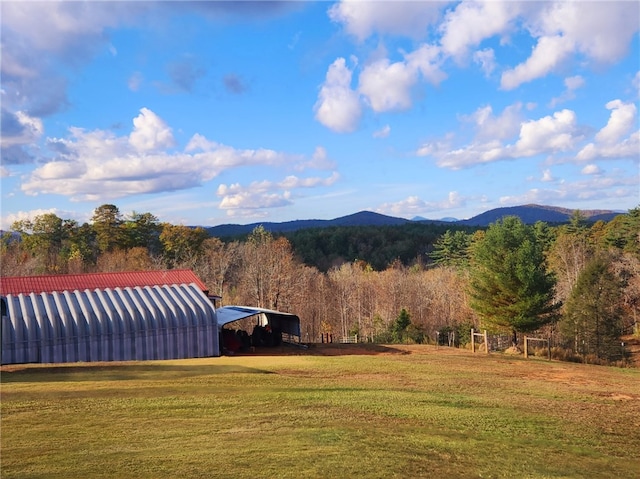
468;216;560;346
561;255;625;362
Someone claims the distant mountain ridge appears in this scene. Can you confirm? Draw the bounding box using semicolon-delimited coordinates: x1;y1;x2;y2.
206;204;623;237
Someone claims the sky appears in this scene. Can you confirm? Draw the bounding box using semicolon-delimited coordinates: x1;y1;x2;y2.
1;0;639;230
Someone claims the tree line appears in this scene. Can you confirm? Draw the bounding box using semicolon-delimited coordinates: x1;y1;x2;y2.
2;204;639;364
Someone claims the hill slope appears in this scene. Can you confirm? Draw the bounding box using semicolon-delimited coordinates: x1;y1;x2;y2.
206;204;622;237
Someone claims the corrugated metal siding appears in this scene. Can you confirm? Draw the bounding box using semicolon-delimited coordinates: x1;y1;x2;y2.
1;284;220;364
0;269;209;296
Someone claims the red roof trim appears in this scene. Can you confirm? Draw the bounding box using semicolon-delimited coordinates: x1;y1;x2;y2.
0;269;209;296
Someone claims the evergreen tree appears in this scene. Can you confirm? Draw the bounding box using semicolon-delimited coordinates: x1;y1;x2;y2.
468;216;560;346
430;230;471;268
561;254;625;362
91;204;124;253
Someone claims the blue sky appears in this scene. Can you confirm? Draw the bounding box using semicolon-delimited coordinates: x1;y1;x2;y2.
1;1;639;229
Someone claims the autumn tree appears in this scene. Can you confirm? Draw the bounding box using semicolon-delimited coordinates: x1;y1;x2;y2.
468;216;560;346
237;226;299;311
11;213;69;273
193;237;241;301
159;224;208;268
548;225;594;304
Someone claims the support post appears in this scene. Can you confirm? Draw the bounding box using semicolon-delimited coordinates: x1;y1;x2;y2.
471;328;475;353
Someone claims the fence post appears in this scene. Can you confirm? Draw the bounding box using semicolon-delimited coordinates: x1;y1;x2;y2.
524;336;529;358
471;328;475;353
484;330;488;354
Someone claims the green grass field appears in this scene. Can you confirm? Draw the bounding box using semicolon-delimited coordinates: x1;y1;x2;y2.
2;344;639;479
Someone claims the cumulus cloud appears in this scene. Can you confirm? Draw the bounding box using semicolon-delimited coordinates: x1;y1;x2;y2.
465;103;523;141
376;191;465;217
359;58;417;112
318;1;639;134
417;106;584;169
595;100;637;144
314;58;362;133
439;0;522;60
577;100;639;161
128;108;175;152
295;146;337;171
0;208;86;231
19;108;321;202
501;1;640;89
328;0;443;41
217;172;340;213
514;109;579;157
499;172;637;207
0;109;44;164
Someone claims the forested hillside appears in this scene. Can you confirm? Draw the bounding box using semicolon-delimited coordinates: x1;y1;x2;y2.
2;204;639;365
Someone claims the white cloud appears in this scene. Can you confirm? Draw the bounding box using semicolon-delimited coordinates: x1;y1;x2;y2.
373;125;391;139
581;164;602;175
19;109;321;202
549;75;585;107
376;191;465;217
404;43;447;85
439;0;522;60
358;58;417;112
577;100;639;161
0;111;44;148
418;107;584;169
501;1;640;89
355;43;445;116
595;100;637;144
295;146;337;171
128;108;175;152
0;208;87;231
314;58;362;133
328;0;442;41
473;48;496;77
466;102;523;141
501;34;575;90
514;109;579;157
217;172;339;213
499;172;637;207
541;169;554;182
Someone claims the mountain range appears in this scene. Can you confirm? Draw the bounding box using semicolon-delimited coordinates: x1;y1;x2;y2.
206;204;623;237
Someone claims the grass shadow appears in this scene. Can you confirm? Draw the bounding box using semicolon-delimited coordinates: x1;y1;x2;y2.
0;363;274;383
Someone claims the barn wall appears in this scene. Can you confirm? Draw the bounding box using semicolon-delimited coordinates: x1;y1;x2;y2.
1;284;220;365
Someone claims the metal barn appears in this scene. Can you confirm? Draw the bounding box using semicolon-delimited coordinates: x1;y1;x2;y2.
1;284;219;364
0;270;301;365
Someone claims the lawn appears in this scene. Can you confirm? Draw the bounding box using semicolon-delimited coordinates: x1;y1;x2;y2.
1;344;639;479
